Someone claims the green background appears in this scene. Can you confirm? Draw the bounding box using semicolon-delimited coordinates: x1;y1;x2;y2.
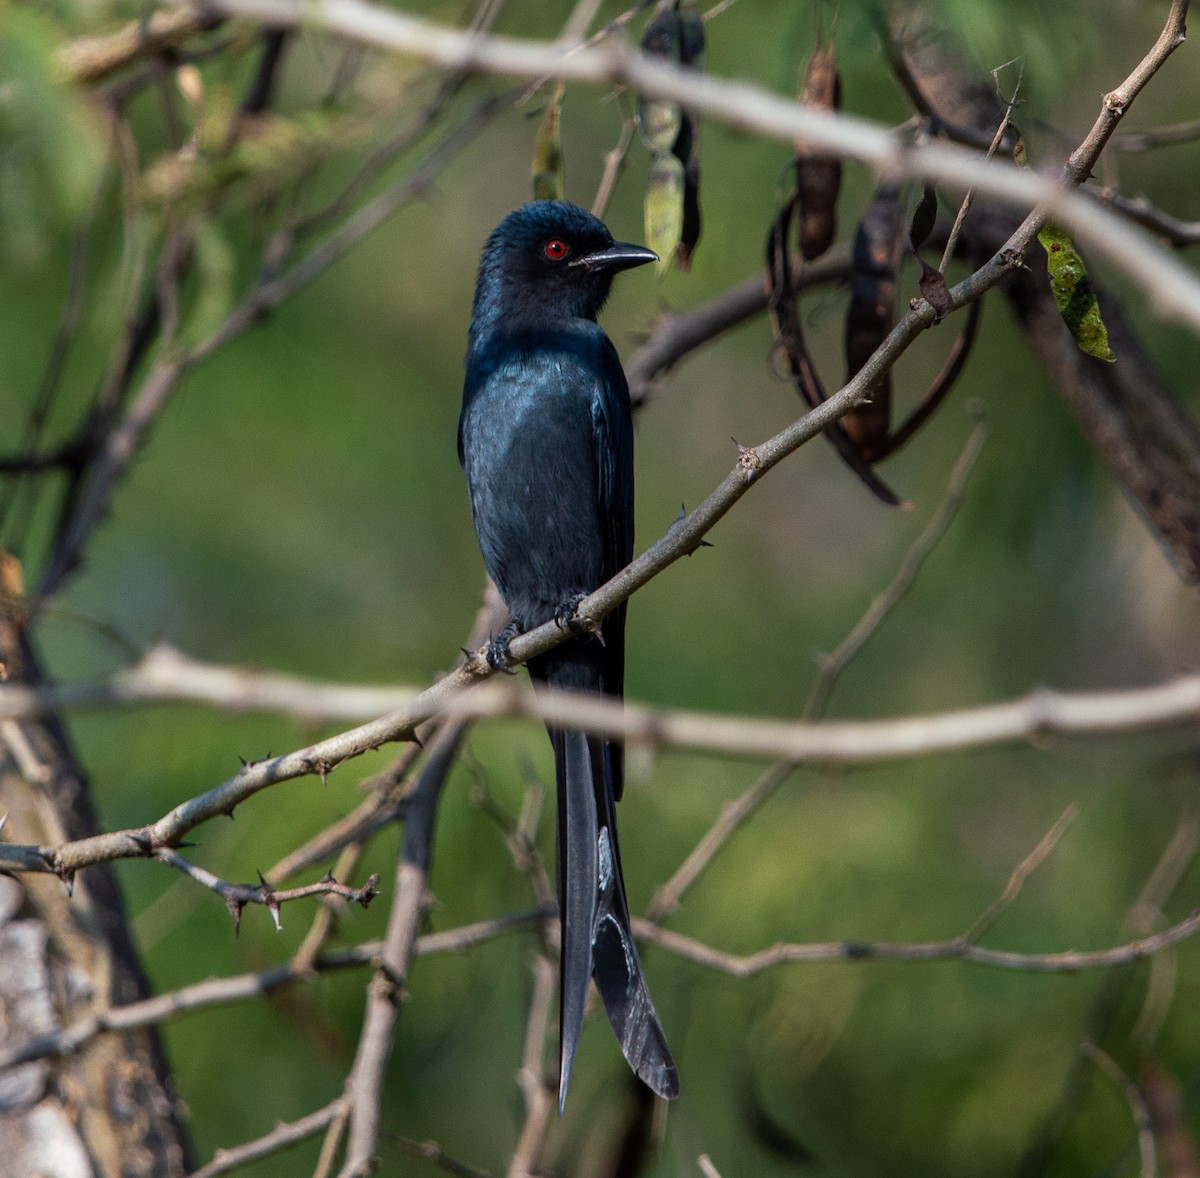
2;1;1199;1173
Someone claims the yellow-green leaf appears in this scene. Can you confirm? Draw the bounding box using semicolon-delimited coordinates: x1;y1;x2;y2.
1037;223;1116;362
644;151;684;278
531;82;564;202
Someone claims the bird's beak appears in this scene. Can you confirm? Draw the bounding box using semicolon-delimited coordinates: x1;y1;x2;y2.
570;242;658;272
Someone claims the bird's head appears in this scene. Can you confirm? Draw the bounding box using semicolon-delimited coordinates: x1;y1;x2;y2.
472;201;657;332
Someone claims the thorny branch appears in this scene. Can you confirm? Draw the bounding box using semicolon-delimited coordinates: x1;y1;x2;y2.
154;848;379;933
197;0;1200;329
7;861;1200;1075
4;671;1200;877
4;5;1197;1176
1;0;1188;884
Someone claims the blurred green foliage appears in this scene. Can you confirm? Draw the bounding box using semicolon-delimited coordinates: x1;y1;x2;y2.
2;1;1200;1175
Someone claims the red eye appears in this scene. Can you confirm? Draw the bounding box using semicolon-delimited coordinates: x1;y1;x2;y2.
544;238;569;260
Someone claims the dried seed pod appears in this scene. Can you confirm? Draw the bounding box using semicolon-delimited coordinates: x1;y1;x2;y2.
671;0;704;267
765;194;904;507
843;184;904;461
795;42;842;261
909;182;937;253
676;0;705;67
636;3;682;154
676;135;701;268
645;151;685;277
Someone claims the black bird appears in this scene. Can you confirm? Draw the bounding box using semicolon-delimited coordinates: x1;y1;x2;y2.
459;201;678;1111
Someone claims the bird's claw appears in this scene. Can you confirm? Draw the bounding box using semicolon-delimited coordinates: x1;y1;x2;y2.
485;622;521;673
554;593;593;636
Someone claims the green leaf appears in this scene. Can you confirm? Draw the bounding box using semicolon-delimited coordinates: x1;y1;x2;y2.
531;82;565;202
1037;223;1116;362
644;151;684;278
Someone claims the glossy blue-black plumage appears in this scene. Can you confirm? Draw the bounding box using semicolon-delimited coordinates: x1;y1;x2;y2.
459;201;678;1111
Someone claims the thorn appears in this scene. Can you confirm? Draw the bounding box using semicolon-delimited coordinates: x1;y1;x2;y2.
59;869;76;897
320;869;336;884
226;897;244;934
128;831;153;855
268;900;282;931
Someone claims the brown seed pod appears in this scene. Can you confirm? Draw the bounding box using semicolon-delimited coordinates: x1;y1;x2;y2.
843;184;904;461
795;42;842;262
765;194;904;507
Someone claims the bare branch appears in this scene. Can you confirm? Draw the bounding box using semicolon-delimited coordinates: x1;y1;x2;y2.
0;909;547;1072
507;955;557;1178
387;1135;492;1178
1097;190;1200;248
154;848;379;933
188;1099;349;1178
1114;118;1200;152
633;905;1200;977
4;670;1200;877
198;0;1200;330
624;246;853;406
961;805;1080;944
1081;1042;1159;1178
803;416;989;720
58;7;223;84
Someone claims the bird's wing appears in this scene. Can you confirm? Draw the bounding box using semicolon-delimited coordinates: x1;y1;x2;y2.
590;334;635;801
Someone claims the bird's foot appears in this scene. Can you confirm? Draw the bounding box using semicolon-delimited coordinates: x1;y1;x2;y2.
554;593;601;641
484;622;522;673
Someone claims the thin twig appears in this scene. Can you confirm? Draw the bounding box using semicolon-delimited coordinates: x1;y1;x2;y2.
804;416;990;719
632;905;1200;977
188;1099;349;1178
155;847;378;933
1113;118;1200;152
646;419;990;920
1081;1042;1159;1178
387;1134;492;1178
0;908;549;1072
938;63;1023;275
591;107;636;219
507;954;557;1178
961;805;1079;944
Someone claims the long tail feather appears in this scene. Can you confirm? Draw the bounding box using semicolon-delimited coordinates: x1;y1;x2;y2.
591;755;679;1100
553;726;678;1111
556;729;599;1114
